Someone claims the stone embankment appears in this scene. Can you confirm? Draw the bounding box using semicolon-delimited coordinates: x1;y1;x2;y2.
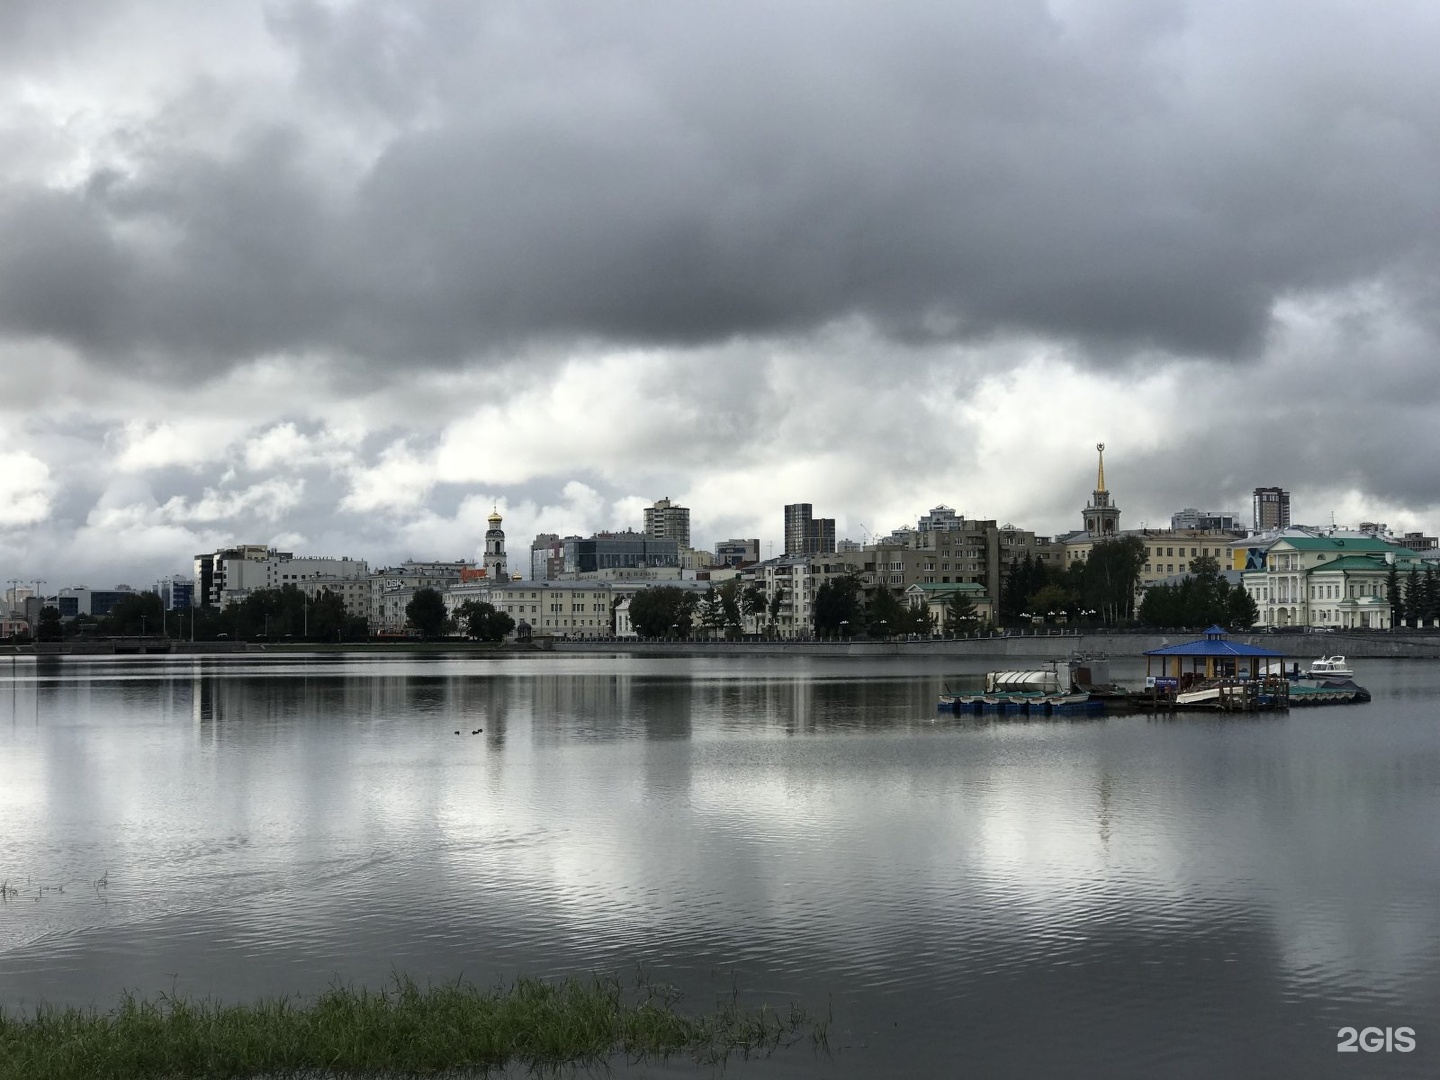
552;631;1440;661
5;632;1437;660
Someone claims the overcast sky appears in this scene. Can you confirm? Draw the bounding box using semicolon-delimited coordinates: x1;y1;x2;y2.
3;0;1439;586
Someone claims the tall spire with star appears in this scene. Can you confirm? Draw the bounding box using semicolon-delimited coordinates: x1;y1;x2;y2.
1082;443;1120;537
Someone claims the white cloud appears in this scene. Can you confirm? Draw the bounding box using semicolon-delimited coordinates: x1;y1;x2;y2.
112;418;249;473
0;450;53;527
339;439;437;513
159;477;305;523
242;422;357;472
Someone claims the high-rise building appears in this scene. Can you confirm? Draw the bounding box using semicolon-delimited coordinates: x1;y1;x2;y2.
1081;443;1120;538
783;503;836;556
530;534;564;580
643;497;691;548
1252;487;1291;532
918;506;966;532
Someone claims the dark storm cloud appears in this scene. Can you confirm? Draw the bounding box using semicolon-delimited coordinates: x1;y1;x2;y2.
3;0;1439;371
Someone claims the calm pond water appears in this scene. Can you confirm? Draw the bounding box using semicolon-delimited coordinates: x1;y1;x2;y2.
2;652;1438;1078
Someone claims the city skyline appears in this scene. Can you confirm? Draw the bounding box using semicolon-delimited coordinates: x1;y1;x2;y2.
4;2;1440;584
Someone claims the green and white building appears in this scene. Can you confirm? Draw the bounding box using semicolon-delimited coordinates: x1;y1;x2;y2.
1242;535;1417;629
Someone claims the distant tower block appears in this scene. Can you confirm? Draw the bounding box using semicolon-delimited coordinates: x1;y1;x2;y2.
643;497;691;548
484;509;508;580
1252;486;1291;532
1082;442;1121;537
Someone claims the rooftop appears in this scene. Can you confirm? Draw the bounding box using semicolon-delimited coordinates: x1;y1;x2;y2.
1144;625;1284;659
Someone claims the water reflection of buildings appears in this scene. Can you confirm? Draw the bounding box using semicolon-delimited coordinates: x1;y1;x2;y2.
191;667;515;747
526;673;694;742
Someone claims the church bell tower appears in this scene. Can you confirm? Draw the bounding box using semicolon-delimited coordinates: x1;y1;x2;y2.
1082;443;1121;537
484;509;508;580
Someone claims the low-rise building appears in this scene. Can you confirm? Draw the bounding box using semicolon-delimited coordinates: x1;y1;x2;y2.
1243;535;1415;629
904;582;994;631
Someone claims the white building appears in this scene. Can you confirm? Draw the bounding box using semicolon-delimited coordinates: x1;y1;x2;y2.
195;545;368;607
1242;535;1413;629
456;581;618;638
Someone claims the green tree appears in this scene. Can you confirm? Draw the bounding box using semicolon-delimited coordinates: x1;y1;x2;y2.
813;574;864;636
454;599;516;642
942;590;979;635
715;579;743;639
1027;583;1075;622
1386;562;1401;627
1001;553;1055;624
1405;566;1422;627
102;592;164;636
405;587;451;640
766;588;784;634
741;582;765;620
1226;583;1259;629
1078;536;1149;625
1137;555;1257;630
305;590;351;641
628;586;698;638
36;605;64;642
866;586;907;637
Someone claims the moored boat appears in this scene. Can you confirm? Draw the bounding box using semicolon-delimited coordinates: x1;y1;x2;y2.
1304;655;1354;679
939;656;1116;715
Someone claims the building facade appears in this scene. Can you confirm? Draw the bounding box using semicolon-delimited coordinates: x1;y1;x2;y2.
194;545;368;607
783;503;836;556
1170;508;1242;531
714;538;760;567
562;532;679;575
1242;535;1410;629
368;561;474;634
643;498;691;548
1253;487;1291;531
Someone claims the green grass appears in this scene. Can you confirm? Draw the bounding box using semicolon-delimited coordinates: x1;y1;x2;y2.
0;973;828;1079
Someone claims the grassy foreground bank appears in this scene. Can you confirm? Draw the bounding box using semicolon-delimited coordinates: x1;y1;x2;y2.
0;974;828;1079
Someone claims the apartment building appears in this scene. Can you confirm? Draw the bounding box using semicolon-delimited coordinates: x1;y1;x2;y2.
195;545;368;608
369;561;474;634
643;498;691;548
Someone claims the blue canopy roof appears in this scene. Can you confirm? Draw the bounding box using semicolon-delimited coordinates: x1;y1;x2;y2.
1143;625;1284;658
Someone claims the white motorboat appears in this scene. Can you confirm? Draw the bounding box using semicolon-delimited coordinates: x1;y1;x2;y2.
1304;655;1354;679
